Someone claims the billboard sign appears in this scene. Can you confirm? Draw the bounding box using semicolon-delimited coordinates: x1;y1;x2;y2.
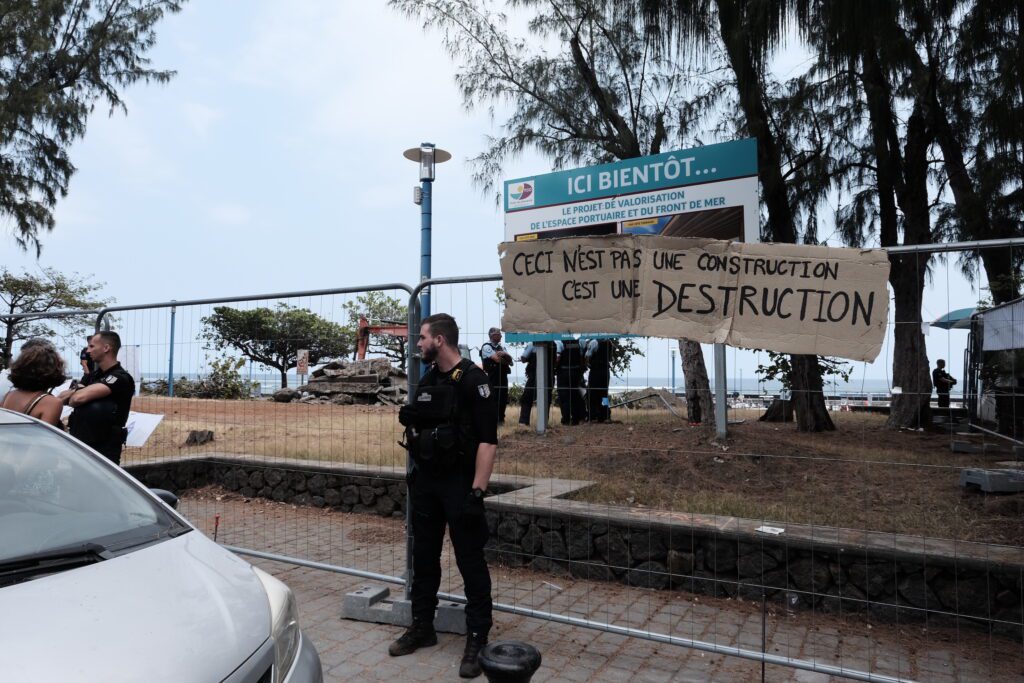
503;139;759;243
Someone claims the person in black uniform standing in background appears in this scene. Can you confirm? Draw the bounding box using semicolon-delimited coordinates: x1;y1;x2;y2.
518;342;538;426
480;327;513;423
59;331;135;465
391;313;497;679
79;336;96;380
586;338;612;422
556;338;587;424
932;359;957;409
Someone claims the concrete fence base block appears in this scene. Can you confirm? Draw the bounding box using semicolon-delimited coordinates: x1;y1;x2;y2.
341;585;411;627
433;601;468;635
341;584;467;635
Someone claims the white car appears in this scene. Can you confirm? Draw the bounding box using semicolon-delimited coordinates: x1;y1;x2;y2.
0;409;323;683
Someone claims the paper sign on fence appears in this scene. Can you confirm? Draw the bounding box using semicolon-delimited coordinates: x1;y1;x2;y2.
59;407;164;448
124;412;164;447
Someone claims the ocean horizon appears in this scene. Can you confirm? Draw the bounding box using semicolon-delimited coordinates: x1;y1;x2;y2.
137;370;955;398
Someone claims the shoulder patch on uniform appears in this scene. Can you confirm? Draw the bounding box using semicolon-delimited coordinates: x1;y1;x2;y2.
451;368;464;382
478;384;491;398
104;375;118;385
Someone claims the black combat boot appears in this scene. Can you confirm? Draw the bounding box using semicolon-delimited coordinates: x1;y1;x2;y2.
458;631;488;678
388;620;438;657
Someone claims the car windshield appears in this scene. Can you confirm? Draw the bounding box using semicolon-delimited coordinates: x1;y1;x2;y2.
0;424;186;565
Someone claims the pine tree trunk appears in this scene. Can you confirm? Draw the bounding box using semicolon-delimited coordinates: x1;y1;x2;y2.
859;53;935;430
790;354;835;431
716;0;832;431
980;247;1020;305
886;259;932;428
679;340;712;423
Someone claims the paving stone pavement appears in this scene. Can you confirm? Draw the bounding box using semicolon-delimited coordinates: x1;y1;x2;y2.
180;494;1024;682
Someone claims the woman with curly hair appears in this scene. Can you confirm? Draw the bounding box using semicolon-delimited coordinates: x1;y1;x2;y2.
1;342;66;428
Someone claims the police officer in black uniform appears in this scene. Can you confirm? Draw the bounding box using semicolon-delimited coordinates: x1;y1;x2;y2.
60;331;135;465
932;359;957;409
586;338;612;422
79;336;96;380
390;313;497;679
556;338;587;425
480;327;513;423
518;342;538;426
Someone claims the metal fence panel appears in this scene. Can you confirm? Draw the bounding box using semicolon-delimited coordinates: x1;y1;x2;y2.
3;239;1023;681
405;243;1023;682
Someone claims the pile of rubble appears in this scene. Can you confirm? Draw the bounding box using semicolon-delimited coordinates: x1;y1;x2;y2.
275;358;408;406
616;387;684;410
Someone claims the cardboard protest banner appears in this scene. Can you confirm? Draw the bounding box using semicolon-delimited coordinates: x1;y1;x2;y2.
499;235;890;362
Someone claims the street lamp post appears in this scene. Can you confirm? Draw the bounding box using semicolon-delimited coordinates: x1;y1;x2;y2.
403;143;451;321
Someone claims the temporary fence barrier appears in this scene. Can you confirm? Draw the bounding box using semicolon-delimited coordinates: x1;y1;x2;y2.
3;238;1023;681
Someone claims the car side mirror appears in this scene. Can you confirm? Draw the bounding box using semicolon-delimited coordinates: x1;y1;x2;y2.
150;488;179;510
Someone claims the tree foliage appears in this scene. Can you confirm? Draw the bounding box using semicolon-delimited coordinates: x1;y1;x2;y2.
202;304;351;388
401;0;1023;431
342;291;409;370
1;0;184;252
755;351;851;391
392;0;713;196
392;0;718;383
0;267;110;369
145;356;255;400
637;0;1023;429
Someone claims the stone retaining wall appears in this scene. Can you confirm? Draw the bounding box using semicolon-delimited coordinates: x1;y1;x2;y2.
127;455;1024;639
481;511;1023;638
130;455;412;518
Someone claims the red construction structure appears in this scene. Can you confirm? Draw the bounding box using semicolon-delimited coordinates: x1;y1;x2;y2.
356;315;409;360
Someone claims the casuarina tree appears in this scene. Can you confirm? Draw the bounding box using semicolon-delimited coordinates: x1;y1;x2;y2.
638;0;837;431
0;0;184;252
391;0;718;422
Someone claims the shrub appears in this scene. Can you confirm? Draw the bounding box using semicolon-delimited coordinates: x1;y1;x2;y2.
507;383;524;406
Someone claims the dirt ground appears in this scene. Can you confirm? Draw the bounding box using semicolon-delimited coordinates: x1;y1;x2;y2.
127;396;1024;545
500;410;1024;546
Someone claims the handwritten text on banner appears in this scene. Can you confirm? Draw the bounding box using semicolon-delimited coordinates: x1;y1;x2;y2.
499;236;891;362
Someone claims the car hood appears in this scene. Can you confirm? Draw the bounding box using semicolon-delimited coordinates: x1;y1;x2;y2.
0;532;270;683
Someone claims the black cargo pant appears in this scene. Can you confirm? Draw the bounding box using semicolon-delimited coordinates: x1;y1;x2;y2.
409;465;492;635
587;368;610;422
70;423;126;466
486;367;509;423
93;437;124;466
518;372;536;425
557;370;586;425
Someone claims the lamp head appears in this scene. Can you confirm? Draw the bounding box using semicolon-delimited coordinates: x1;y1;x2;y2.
403;143;451;181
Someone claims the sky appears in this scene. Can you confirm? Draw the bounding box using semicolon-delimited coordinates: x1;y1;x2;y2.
2;1;985;388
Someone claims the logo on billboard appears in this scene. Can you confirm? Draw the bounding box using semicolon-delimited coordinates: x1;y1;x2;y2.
508;180;535;208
